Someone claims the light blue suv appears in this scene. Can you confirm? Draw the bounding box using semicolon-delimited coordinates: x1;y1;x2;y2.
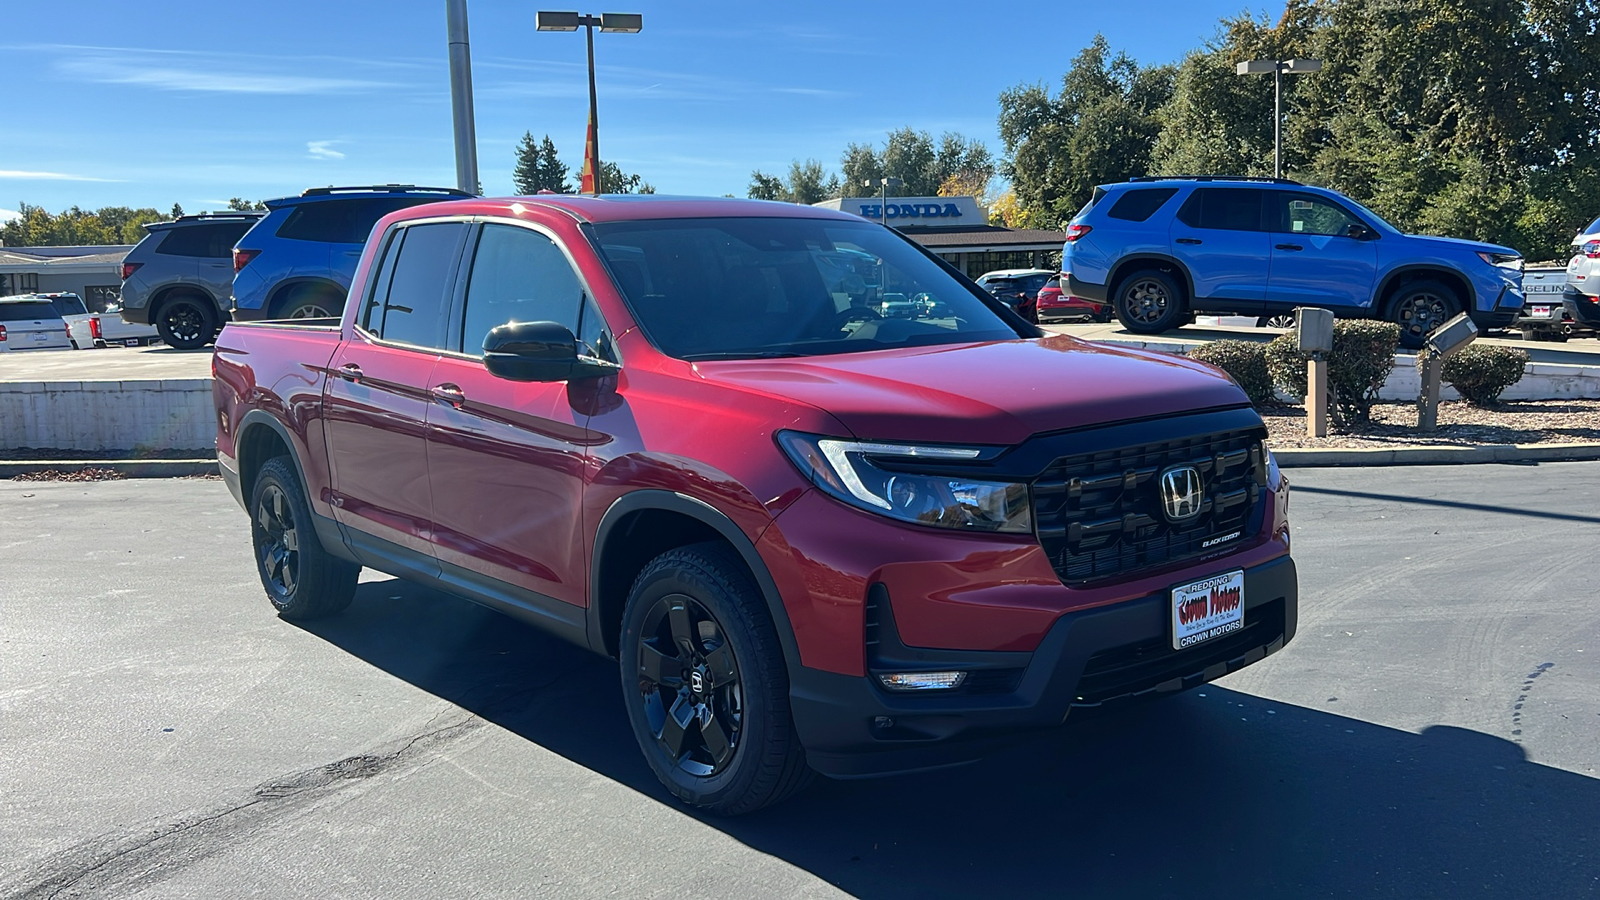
1062;176;1526;347
231;185;471;320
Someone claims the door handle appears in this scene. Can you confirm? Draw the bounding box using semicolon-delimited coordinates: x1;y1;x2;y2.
431;383;465;408
1175;238;1203;245
1275;243;1304;251
338;363;363;382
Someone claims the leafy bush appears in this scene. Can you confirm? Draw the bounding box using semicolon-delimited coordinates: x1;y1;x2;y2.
1442;345;1528;405
1265;320;1400;425
1188;340;1275;406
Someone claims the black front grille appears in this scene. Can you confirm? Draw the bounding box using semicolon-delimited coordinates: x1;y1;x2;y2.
1032;427;1267;584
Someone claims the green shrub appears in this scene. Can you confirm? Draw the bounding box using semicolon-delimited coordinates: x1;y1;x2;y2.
1442;344;1528;405
1188;340;1275;406
1264;320;1400;425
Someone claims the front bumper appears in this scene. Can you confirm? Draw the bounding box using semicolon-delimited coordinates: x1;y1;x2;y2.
791;554;1298;777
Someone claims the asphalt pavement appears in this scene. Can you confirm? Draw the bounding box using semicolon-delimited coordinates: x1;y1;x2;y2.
2;466;1597;898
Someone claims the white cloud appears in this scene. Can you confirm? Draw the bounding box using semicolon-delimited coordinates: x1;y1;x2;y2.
0;169;119;182
58;58;393;94
307;141;346;160
0;207;19;222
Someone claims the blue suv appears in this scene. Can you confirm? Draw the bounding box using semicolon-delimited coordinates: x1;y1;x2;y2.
230;185;471;320
1062;176;1526;347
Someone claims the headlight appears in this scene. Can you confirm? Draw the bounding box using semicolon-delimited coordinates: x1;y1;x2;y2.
777;431;1032;534
1476;251;1523;272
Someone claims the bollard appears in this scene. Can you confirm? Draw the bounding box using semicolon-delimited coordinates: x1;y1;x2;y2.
1416;312;1478;433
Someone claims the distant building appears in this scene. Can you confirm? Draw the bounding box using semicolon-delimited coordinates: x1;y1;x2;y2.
0;245;133;312
812;196;1065;278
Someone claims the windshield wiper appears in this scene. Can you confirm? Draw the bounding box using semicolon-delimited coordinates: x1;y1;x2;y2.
679;350;807;361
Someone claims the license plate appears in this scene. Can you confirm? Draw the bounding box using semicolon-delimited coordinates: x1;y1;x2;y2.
1171;570;1245;650
1529;306;1553;317
124;338;139;347
31;333;50;342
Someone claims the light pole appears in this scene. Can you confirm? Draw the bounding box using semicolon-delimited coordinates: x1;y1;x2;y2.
862;177;903;225
1235;58;1321;179
537;11;643;196
445;0;479;195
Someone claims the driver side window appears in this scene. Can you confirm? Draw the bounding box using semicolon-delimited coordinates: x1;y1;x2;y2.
458;224;584;355
1279;193;1362;237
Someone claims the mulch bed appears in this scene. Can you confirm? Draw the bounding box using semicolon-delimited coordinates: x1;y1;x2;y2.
1262;398;1600;449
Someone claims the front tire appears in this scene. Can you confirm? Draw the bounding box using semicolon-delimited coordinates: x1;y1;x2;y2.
1388;280;1460;350
1112;270;1186;334
1257;313;1296;329
155;295;216;350
620;543;812;815
249;457;358;620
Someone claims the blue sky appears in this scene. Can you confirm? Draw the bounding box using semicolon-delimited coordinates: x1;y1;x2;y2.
1;0;1285;220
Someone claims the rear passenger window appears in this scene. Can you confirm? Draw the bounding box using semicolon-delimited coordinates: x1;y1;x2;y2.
276;198;432;244
366;222;465;349
156;222;255;258
1176;189;1266;232
459;224;585;355
1106;188;1178;222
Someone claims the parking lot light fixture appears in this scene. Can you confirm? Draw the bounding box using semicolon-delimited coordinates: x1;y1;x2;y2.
536;11;643;195
1235;58;1322;179
863;177;904;226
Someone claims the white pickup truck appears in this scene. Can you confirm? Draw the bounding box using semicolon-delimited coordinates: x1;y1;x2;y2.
36;292;161;349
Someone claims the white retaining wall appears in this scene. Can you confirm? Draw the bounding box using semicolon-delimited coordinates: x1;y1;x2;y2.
0;379;215;452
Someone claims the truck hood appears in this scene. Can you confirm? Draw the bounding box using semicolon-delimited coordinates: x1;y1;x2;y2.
1404;233;1520;257
696;335;1250;446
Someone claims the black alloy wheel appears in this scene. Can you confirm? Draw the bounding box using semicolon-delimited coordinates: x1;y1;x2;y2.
248;457;358;620
636;593;743;777
1113;270;1185;334
619;544;813;815
255;481;301;600
1390;280;1460;349
155;296;214;350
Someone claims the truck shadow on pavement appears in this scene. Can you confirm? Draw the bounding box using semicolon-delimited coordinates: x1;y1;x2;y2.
304;577;1600;899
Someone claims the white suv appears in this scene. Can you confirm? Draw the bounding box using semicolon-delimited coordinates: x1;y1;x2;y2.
1562;215;1600;328
0;296;71;352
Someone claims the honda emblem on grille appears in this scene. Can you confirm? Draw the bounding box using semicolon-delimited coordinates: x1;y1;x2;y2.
1160;466;1204;522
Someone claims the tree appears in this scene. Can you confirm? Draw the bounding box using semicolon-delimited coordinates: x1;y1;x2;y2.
600;161;654;194
840;142;885;197
999;35;1175;229
748;171;786;201
227;198;266;211
171;203;184;219
513;132;571;194
747;160;840;204
0;203;164;247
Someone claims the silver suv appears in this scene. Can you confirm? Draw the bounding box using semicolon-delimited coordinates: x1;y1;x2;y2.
118;212;263;350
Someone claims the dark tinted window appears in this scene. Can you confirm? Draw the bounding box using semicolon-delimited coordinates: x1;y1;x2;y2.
0;301;60;321
1274;192;1363;237
276;198;437;244
593;217;1016;360
369;223;464;349
1106;188;1178;222
156;222;256;258
577;296;617;363
49;296;89;316
1585;216;1600;234
1176;188;1266;231
459;224;584;355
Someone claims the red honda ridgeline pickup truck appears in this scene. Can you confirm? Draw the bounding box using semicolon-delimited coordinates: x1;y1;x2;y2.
214;195;1297;814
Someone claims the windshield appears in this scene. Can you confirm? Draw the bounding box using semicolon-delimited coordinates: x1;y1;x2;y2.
591;217;1018;360
1341;196;1402;234
1585;216;1600;236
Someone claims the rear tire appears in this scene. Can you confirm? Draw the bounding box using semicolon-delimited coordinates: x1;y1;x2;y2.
155;295;217;350
1112;270;1186;334
619;543;813;815
249;457;358;620
1257;314;1296;329
1387;280;1460;350
274;286;344;321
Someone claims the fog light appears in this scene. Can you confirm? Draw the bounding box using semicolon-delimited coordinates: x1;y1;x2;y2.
877;671;966;691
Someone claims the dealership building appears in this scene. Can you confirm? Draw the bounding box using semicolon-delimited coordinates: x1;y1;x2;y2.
813;196;1066;278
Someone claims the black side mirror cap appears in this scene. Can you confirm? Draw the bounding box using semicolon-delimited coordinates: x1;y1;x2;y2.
1347;224;1375;240
482;320;617;383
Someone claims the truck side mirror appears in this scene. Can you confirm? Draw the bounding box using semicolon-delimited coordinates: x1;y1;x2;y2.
483;320;616;383
1346;224;1374;241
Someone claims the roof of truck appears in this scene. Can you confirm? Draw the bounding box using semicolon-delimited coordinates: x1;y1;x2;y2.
396;194;862;226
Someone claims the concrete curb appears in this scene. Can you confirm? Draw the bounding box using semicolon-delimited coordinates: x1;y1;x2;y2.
1274;442;1600;467
0;459;218;479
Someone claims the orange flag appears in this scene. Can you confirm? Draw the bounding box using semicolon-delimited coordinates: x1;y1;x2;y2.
579;111;598;194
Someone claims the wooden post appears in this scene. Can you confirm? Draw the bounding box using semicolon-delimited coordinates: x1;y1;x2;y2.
1306;354;1329;438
